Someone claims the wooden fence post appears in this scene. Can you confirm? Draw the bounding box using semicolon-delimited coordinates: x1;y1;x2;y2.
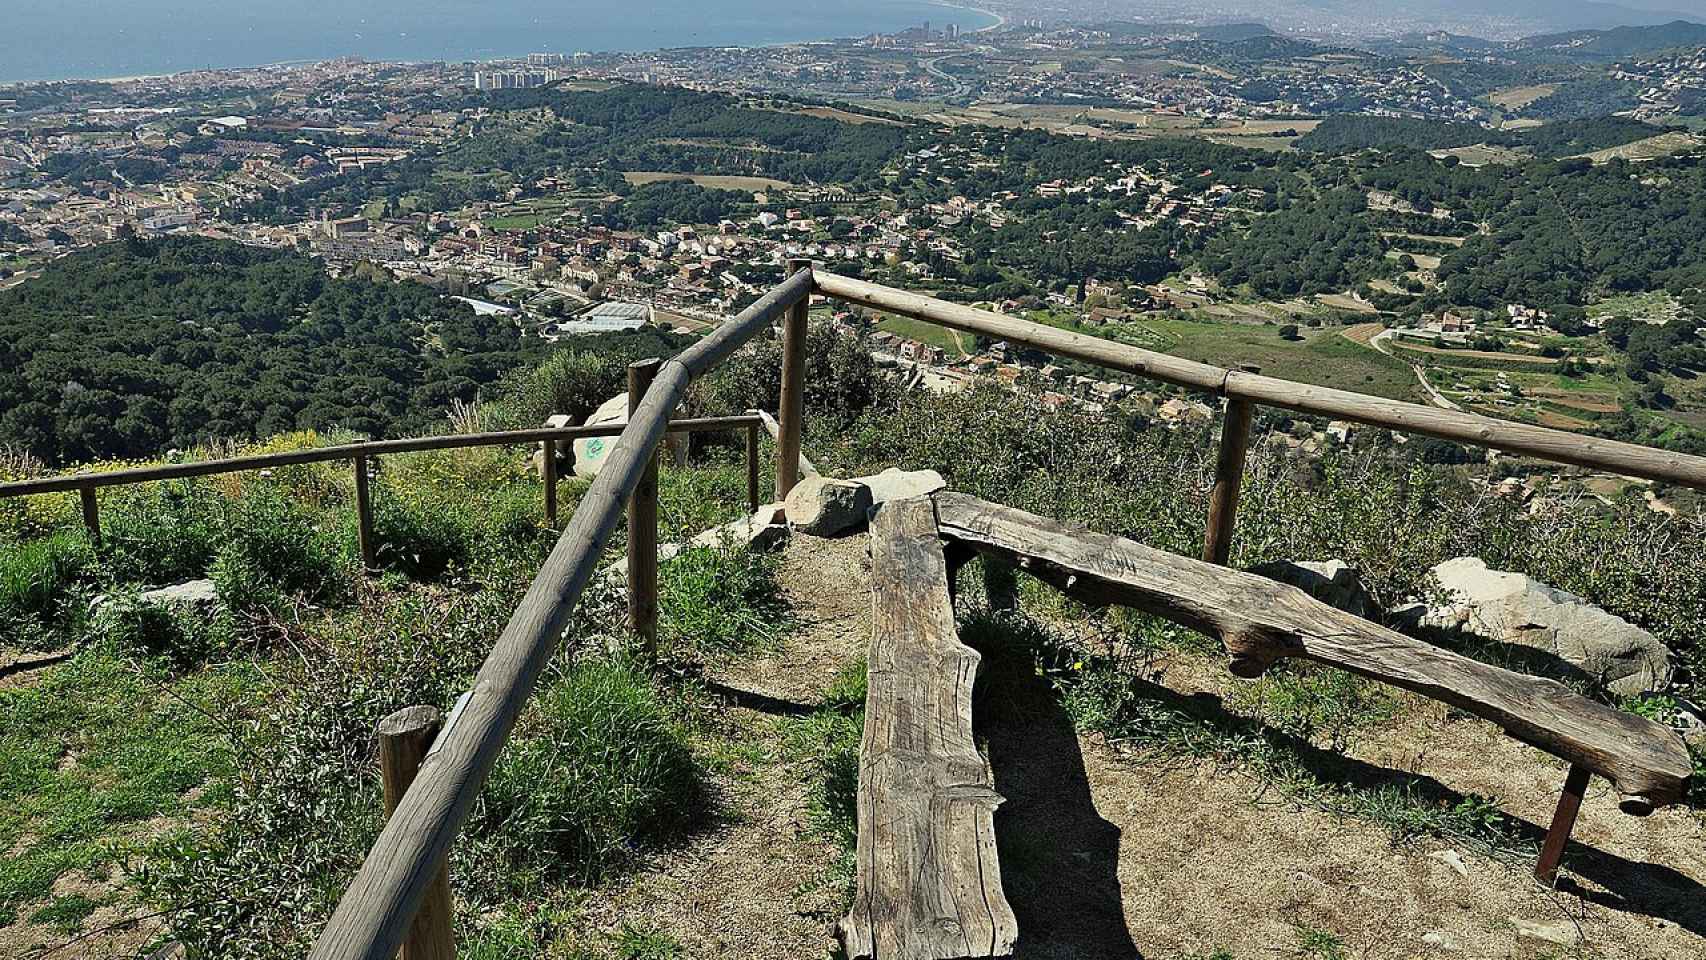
745;419;761;514
628;359;661;654
1203;366;1259;567
79;486;101;546
354;453;377;570
776;259;810;502
542;436;558;527
376;705;456;960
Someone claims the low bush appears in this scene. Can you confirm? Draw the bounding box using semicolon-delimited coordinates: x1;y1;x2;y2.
468;656;703;891
100;480;223;585
0;531;94;645
94;593;233;669
211;486;351;617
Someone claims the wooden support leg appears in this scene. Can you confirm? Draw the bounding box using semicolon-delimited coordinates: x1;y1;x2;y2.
377;706;456;960
1203;394;1255;566
775;259;810;503
1535;763;1591;886
745;420;760;514
628;359;662;656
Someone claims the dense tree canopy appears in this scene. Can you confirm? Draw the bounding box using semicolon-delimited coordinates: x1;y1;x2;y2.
0;238;548;464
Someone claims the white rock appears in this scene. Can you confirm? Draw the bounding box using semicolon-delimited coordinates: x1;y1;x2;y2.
1428;849;1470;878
852;467;946;505
784;475;874;537
1511;918;1580;948
139;579;221;611
1420;557;1672;696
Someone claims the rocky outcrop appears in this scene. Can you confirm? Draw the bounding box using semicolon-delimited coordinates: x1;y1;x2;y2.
1247;559;1374;620
1411;557;1672;697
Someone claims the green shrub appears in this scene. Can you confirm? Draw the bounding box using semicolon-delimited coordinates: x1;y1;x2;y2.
100;480;222;585
0;531;94;644
145;590;512;958
364;482;553;582
468;656;702;891
370;488;476;581
211;487;350;617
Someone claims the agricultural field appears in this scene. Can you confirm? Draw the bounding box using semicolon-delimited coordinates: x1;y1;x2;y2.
621;171;795;193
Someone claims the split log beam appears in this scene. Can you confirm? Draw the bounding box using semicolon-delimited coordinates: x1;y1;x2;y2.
841;497;1018;960
932;492;1692;812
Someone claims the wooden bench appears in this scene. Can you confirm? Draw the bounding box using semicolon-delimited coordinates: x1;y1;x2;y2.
931;492;1692;883
840;497;1018;960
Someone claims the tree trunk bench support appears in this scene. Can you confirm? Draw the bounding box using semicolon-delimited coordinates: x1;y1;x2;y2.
841;496;1018;960
1535;764;1592;886
931;491;1692;813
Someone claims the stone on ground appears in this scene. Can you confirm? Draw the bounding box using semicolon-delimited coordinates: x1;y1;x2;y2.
852;467;946;505
783;475;873;537
1247;559;1374;619
1416;557;1671;696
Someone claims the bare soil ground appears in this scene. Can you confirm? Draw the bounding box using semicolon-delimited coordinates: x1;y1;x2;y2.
612;532;1706;960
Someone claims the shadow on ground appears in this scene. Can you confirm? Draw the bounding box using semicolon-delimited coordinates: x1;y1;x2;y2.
1127;671;1706;941
972;622;1145;960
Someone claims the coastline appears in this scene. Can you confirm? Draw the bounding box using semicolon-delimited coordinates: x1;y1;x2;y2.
0;1;1002;88
929;1;1006;33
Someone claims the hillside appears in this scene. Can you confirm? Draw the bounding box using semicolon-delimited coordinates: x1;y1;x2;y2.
2;326;1704;957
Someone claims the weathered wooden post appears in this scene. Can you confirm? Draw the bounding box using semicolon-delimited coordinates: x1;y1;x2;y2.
745;417;761;514
776;259;811;502
542;435;559;527
1202;365;1259;567
78;485;100;546
353;452;377;570
376;705;455;960
628;359;662;654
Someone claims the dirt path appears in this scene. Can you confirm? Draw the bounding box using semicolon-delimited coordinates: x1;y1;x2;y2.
984;647;1706;960
576;533;872;959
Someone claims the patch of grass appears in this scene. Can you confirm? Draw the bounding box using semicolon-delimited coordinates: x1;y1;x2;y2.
470;656;704;892
0;649;250;931
29;892;100;933
0;530;94;647
1293;925;1347;960
657;544;790;660
1223;661;1400;751
612;921;685;959
776;663;868;909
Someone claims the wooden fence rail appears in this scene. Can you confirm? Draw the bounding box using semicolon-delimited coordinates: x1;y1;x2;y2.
811;271;1706;565
0;416;767;557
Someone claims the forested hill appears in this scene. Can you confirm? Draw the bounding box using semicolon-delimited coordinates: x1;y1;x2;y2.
1295;115;1667;156
0;238;545;465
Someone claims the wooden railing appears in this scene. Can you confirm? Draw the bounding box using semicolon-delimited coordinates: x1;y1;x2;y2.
16;263;1680;959
0;416;769;567
809;272;1706;562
